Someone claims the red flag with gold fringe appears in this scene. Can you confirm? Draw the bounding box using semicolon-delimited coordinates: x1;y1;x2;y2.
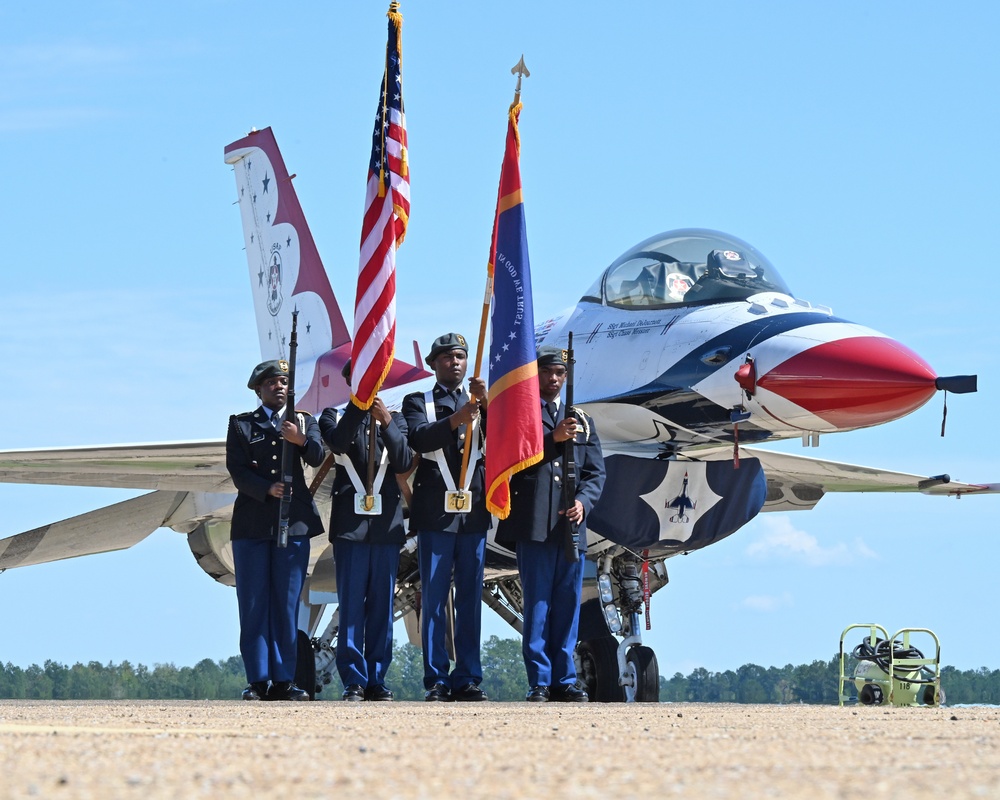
485;101;543;518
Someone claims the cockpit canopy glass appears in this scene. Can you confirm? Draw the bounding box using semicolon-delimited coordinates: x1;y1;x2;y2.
582;229;791;309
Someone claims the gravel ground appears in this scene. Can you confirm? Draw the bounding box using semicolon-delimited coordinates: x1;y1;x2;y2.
1;700;998;799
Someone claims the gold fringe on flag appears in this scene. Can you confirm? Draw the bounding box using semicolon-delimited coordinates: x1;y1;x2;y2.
508;100;522;155
387;2;403;53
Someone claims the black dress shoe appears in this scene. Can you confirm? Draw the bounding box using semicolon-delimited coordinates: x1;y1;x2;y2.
424;682;452;702
342;684;365;701
365;684;394;701
526;685;550;702
269;681;311;701
551;684;589;702
242;682;268;701
452;682;488;702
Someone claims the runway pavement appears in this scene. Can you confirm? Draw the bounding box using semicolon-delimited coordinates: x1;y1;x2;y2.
2;700;998;799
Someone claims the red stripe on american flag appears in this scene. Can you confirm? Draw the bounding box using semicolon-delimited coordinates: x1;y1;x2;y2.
351;96;408;408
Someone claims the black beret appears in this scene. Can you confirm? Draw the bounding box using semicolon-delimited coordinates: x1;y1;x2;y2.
425;332;468;366
536;346;568;367
247;359;289;389
341;358;352;380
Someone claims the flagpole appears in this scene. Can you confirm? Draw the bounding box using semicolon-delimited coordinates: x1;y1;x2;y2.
364;3;398;496
456;253;493;497
457;58;530;494
511;54;529;105
354;0;407;507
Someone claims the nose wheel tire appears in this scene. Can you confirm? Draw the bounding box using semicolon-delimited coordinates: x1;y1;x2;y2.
624;645;660;703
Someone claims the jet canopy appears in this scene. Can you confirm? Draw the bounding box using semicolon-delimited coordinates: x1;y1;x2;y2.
582;229;792;309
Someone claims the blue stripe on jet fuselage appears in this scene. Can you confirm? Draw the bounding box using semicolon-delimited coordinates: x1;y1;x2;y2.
600;311;848;402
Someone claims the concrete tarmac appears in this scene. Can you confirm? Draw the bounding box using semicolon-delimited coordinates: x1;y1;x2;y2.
2;700;999;799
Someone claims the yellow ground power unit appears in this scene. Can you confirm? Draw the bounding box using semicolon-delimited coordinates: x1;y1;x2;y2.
838;624;943;707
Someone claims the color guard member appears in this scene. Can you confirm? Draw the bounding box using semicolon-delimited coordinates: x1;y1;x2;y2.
402;333;491;702
319;360;413;701
496;346;606;702
226;359;325;701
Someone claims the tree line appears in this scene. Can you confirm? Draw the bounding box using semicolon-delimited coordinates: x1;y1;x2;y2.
2;637;998;704
0;637;527;702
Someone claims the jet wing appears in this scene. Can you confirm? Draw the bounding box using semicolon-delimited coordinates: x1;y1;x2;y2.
0;490;189;569
691;445;1000;511
0;440;233;570
0;440;232;493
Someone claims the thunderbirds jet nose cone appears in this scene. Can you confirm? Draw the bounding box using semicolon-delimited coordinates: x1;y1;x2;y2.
756;336;938;429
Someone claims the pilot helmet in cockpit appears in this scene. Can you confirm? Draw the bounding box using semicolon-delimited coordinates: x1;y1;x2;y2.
707;248;756;278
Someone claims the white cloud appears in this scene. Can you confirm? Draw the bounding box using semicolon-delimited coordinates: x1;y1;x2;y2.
745;515;878;567
740;592;793;612
1;288;254;448
0;43;135;70
853;538;879;560
0;107;113;132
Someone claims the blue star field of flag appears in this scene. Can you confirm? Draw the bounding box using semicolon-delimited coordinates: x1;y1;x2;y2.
369;31;404;188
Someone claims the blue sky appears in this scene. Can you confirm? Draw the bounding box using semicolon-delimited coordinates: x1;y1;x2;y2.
2;2;998;679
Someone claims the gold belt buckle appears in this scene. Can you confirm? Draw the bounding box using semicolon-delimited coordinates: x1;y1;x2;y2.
354;494;382;515
444;490;470;514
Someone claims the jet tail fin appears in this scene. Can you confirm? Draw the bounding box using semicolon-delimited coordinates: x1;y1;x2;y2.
225;127;352;410
225;127;429;412
225;127;350;361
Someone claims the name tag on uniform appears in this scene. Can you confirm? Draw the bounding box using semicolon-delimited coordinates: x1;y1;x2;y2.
249;432;265;444
354;494;382;516
444;490;471;514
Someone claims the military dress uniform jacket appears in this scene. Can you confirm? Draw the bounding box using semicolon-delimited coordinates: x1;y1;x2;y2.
226;407;326;541
402;384;491;534
318;403;413;545
495;404;605;551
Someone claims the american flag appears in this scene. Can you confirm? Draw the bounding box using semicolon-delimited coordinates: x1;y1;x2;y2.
485;102;543;518
351;2;409;410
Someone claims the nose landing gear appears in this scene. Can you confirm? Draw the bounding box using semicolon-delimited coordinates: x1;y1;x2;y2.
623;644;660;703
577;552;665;702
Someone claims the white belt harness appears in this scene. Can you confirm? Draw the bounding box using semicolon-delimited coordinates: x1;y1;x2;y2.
333;424;390;516
424;390;481;513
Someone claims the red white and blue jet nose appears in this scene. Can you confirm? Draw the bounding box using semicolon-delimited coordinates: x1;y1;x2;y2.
754;336;938;430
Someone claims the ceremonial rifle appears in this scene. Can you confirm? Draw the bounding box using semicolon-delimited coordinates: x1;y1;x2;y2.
560;332;580;563
277;310;299;548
